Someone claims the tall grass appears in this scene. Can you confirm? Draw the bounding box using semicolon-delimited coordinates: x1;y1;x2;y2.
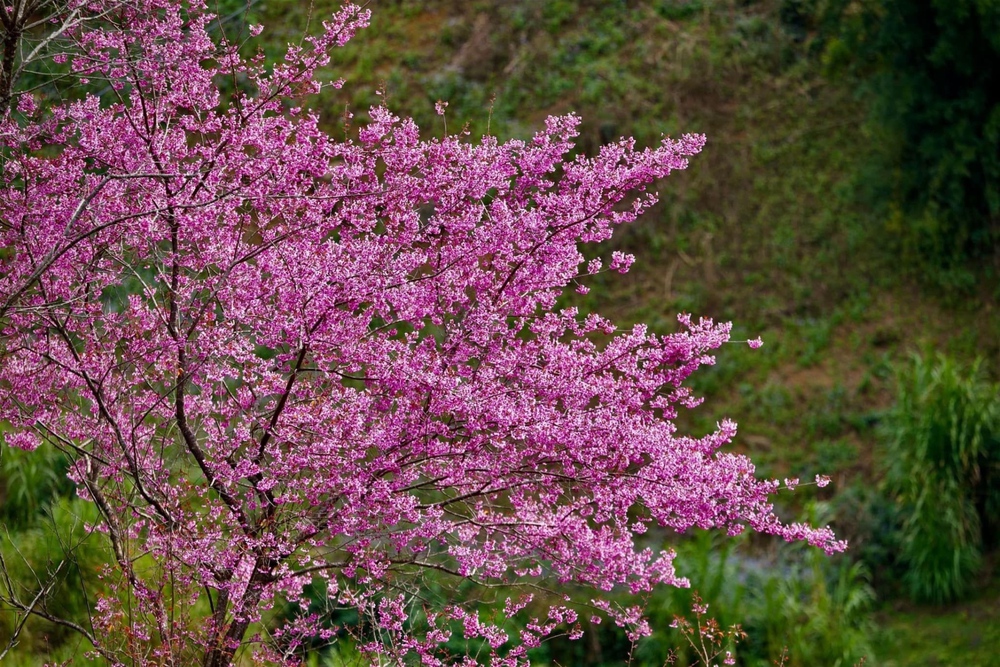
882;353;1000;603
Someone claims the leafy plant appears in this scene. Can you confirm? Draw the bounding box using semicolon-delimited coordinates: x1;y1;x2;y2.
882;353;1000;603
638;522;874;667
0;438;74;528
826;0;1000;274
774;549;875;666
0;497;108;661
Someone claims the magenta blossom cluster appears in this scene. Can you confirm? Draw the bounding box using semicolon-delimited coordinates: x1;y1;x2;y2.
0;2;843;664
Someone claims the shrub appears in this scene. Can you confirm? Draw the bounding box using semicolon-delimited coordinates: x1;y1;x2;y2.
882;353;1000;603
825;0;1000;275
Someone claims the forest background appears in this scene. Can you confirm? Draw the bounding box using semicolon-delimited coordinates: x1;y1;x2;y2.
2;0;999;665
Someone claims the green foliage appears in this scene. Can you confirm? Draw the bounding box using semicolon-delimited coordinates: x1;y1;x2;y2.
655;0;705;21
0;438;74;529
827;0;1000;274
875;574;1000;667
0;497;107;660
830;483;906;595
0;434;109;660
305;641;367;666
636;525;874;667
765;522;877;667
882;353;1000;603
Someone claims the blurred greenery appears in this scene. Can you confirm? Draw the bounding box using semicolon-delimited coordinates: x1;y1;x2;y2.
0;440;74;529
496;523;874;666
822;0;1000;281
0;442;107;663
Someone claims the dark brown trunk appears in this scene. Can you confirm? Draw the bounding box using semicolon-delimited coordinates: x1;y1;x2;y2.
203;581;263;667
0;23;21;116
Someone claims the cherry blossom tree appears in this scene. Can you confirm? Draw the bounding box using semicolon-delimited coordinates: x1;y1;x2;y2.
0;2;844;664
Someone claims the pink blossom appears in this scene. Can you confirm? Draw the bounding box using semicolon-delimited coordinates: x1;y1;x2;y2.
609;250;635;273
5;430;39;451
16;94;35;114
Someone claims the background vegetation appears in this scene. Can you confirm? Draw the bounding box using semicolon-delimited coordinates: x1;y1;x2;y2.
2;0;998;664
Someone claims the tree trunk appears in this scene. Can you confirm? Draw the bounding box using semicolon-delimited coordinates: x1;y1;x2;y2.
203;585;262;667
0;22;21;116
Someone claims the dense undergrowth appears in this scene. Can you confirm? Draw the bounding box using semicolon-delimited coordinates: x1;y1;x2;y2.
2;0;998;664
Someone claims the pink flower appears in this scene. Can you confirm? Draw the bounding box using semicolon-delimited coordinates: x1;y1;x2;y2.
5;431;39;451
16;94;36;114
609;251;635;273
815;474;831;488
748;336;763;349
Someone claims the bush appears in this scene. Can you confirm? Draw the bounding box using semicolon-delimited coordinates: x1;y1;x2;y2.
882;353;1000;603
638;522;874;667
0;497;108;659
826;0;1000;274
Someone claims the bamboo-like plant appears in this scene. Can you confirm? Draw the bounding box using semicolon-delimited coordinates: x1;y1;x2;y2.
883;353;1000;603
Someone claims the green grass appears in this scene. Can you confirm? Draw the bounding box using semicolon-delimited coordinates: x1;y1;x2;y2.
881;354;1000;604
876;573;1000;667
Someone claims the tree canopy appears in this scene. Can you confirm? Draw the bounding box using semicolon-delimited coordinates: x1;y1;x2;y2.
0;2;842;664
